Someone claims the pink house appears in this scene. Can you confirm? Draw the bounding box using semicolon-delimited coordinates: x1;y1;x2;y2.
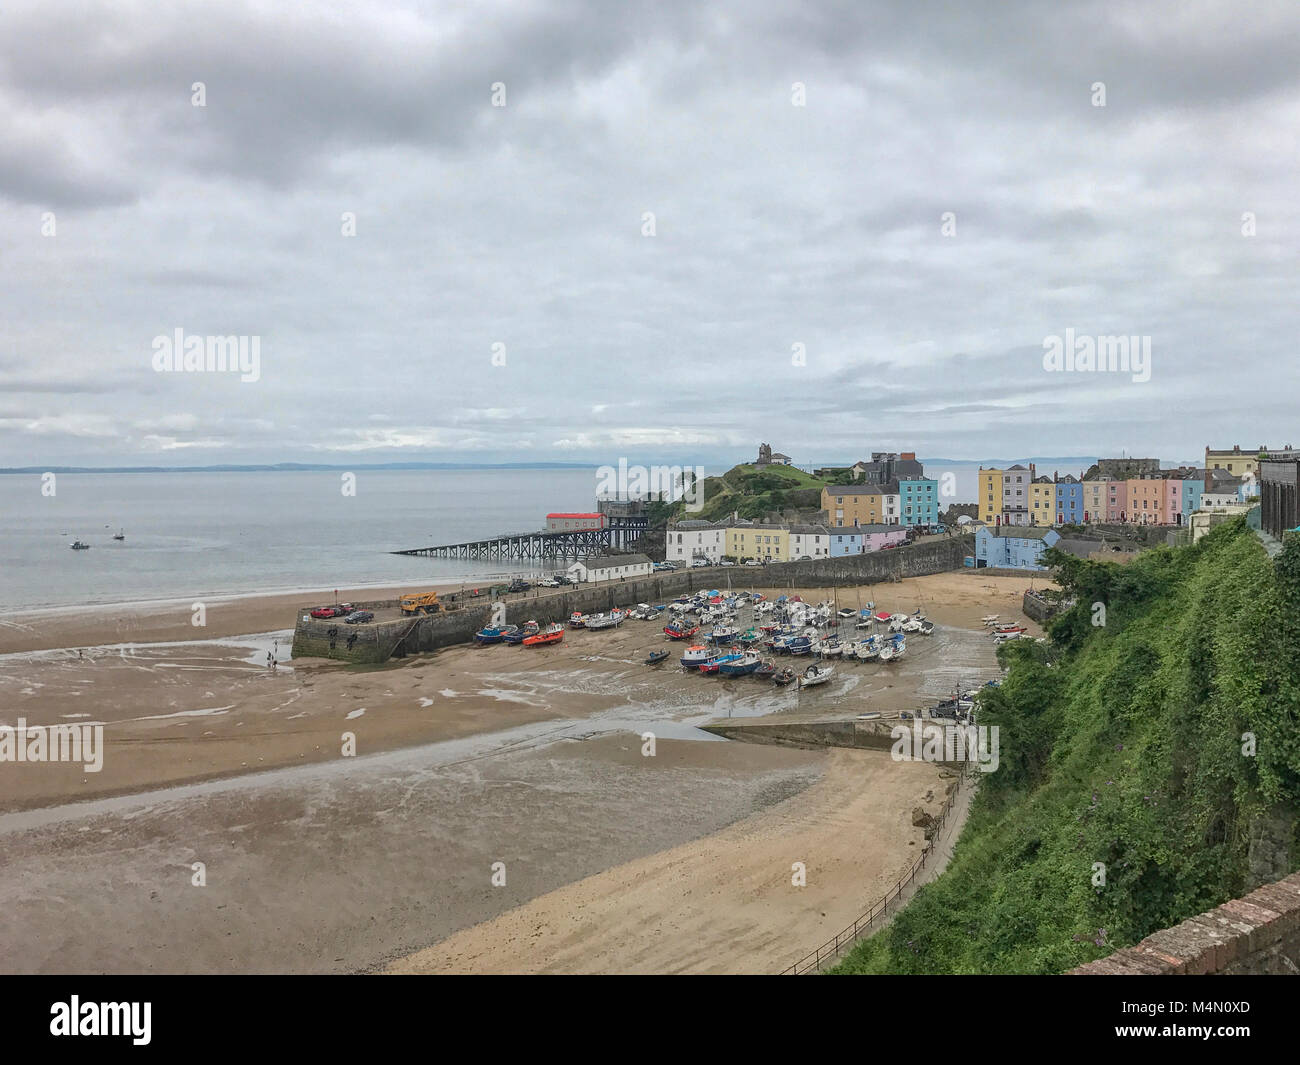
860;524;908;551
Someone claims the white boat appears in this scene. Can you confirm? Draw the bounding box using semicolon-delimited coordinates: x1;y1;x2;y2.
877;641;895;662
854;638;880;661
799;663;834;688
981;615;1000;626
585;610;626;630
918;619;935;635
902;617;925;633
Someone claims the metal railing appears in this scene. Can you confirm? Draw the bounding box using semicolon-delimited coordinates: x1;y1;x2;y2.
780;770;970;975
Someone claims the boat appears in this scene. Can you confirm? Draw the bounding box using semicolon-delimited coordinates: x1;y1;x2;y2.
663;623;699;640
799;663;834;688
718;652;762;677
772;667;797;686
112;529;125;541
523;623;564;647
70;540;90;550
901;617;925;633
645;650;670;665
700;652;743;675
503;620;539;645
992;624;1027;636
854;638;880;661
918;620;935;635
877;640;895;662
585;610;626;631
873;611;892;623
787;636;813;656
710;625;740;643
754;661;777;679
981;614;1001;626
679;645;718;670
475;625;514;645
569;612;587;628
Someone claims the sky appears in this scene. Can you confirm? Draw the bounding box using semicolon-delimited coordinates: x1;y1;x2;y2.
2;0;1297;470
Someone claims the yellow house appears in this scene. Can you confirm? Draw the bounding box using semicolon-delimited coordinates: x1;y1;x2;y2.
725;524;789;562
1204;445;1263;481
822;486;890;527
1029;477;1054;524
978;468;1004;525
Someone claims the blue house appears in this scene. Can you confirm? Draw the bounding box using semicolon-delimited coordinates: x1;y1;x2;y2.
1181;476;1203;521
1054;476;1083;524
830;529;863;556
975;525;1060;570
899;478;939;528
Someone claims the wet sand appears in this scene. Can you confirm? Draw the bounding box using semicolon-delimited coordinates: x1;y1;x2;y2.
0;570;1036;972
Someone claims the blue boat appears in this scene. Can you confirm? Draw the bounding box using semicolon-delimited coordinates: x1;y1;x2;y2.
700;653;743;675
787;636;813;656
475;625;514;645
718;652;761;677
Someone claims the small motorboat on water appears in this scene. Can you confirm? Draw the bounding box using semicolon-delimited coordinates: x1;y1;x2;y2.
70;540;90;550
799;663;834;688
645;650;670;665
523;623;565;647
112;529;125;541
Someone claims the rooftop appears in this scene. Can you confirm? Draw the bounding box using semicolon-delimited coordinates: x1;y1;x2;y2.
574;553;651;569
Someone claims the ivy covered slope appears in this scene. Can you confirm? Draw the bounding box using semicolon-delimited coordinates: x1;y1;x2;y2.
833;519;1300;974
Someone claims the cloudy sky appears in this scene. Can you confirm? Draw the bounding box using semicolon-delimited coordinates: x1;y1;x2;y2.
2;0;1297;469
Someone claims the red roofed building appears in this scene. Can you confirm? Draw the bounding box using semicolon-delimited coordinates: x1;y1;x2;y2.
546;513;607;532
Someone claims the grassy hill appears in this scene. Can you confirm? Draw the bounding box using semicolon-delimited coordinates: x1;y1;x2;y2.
659;463;830;524
832;519;1300;974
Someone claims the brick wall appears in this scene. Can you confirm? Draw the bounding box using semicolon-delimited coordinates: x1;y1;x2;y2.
1070;871;1300;974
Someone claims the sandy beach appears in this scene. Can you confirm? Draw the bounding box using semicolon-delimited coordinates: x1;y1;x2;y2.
0;570;1041;972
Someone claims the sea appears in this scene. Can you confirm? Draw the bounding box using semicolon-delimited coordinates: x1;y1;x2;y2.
0;468;598;611
0;462;1090;612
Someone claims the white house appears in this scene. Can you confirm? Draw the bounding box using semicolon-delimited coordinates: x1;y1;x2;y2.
789;524;830;560
666;521;724;564
567;553;653;584
881;491;900;525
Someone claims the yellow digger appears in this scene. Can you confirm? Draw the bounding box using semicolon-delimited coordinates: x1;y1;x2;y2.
400;591;442;615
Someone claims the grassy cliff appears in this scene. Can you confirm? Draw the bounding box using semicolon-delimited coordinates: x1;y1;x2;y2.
833;519;1300;974
661;463;829;524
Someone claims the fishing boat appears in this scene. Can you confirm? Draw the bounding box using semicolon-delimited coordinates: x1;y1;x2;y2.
787;635;813;656
718;651;762;677
523;623;564;647
754;661;777;679
569;612;587;628
585;610;626;631
663;622;699;640
799;663;834;688
679;645;718;670
710;625;740;643
70;540;90;550
772;667;797;686
645;650;670;665
475;624;514;645
700;652;743;675
738;627;763;646
503;620;540;644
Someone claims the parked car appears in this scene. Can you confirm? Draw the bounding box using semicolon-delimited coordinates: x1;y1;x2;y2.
344;610;374;624
744;560;761;567
691;559;710;568
310;606;337;619
720;560;735;567
507;579;531;593
554;575;573;585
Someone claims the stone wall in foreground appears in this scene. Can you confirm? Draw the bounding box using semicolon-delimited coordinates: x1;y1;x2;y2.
1070;871;1300;974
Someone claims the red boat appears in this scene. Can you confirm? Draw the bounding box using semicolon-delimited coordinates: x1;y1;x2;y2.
993;624;1027;635
663;623;699;640
524;624;565;647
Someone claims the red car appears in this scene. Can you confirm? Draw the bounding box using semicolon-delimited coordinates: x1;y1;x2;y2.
310;605;351;619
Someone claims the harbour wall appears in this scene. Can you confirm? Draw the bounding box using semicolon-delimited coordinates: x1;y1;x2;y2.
291;535;974;665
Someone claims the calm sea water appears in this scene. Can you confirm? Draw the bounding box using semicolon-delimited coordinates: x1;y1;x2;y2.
0;469;597;611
